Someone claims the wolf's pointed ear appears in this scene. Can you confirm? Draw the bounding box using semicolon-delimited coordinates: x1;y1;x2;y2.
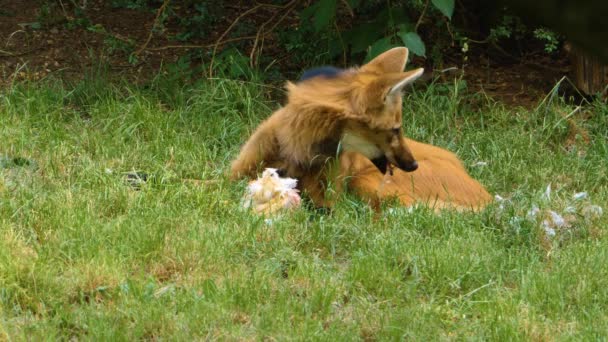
387;68;424;98
361;47;409;74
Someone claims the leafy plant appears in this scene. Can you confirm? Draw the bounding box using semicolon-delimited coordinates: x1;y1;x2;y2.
173;3;224;41
533;28;560;54
431;0;454;18
209;48;258;80
34;1;66;28
110;0;153;10
104;36;137;57
27;0;566;79
295;0;455;64
488;14;528;43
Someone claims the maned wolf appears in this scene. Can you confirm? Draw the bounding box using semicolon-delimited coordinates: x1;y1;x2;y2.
231;47;491;210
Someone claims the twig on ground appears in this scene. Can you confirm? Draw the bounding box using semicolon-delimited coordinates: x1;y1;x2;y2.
0;47;43;57
133;0;171;57
108;32;136;44
0;49;14;56
123;1;297;70
5;30;25;48
209;0;298;76
250;0;298;68
208;3;267;76
146;33;267;52
57;0;69;18
249;11;278;68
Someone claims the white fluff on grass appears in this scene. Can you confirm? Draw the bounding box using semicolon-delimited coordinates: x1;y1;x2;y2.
242;168;301;216
572;192;588;200
542;183;552;201
582;205;603;220
495;184;603;239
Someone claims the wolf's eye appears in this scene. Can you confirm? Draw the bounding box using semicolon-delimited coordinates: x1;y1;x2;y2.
391;128;400;135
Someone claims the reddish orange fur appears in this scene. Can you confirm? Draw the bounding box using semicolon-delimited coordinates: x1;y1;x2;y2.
339;140;492;212
230;47;492;211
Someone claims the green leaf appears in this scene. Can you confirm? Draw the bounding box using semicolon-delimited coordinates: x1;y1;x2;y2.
313;0;337;32
300;2;318;21
343;22;385;53
431;0;454;19
347;0;361;9
365;37;394;63
387;5;412;27
398;31;426;58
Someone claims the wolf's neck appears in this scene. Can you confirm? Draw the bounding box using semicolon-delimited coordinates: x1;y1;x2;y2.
340;130;383;159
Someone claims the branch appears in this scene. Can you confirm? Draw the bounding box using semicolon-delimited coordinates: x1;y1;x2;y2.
133;0;171;57
208;3;267;75
141;0;297;67
340;0;354;17
250;0;298;67
208;0;298;76
415;0;430;32
0;47;42;57
146;36;258;52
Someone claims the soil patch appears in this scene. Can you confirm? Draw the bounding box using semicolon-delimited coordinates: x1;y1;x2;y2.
0;0;572;107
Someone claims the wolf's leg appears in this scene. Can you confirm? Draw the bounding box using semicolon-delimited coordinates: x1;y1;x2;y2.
230;122;279;180
338;151;385;209
299;158;351;209
299;170;332;208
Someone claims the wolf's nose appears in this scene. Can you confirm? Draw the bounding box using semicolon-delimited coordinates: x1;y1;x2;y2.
402;160;418;172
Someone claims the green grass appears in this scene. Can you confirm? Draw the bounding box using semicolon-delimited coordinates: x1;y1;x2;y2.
0;75;607;340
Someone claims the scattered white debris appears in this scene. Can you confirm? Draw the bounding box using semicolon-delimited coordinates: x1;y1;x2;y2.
572;192;588;201
527;206;540;219
513;186;603;240
494;194;508;212
541;222;557;237
104;168;113;174
154;284;175;298
242;168;301;216
473;161;488;167
509;216;523;226
383;206;418;217
542;184;552;201
548;210;567;228
536;210;569;238
582;205;603;220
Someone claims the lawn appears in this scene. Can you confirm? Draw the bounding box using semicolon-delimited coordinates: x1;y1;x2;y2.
0;75;607;340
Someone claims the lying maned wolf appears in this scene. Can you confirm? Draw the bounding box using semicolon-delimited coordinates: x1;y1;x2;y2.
231;47;491;211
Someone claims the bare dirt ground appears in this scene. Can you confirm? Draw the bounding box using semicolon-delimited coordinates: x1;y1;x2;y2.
1;0;187;83
0;0;572;107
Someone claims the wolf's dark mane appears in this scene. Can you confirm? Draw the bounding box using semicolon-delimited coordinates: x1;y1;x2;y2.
299;66;344;82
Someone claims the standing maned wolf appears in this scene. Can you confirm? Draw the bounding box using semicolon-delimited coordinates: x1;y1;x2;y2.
231;47;492;211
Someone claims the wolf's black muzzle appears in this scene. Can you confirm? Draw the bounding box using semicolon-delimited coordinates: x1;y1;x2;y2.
371;156;389;174
371;156;418;174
